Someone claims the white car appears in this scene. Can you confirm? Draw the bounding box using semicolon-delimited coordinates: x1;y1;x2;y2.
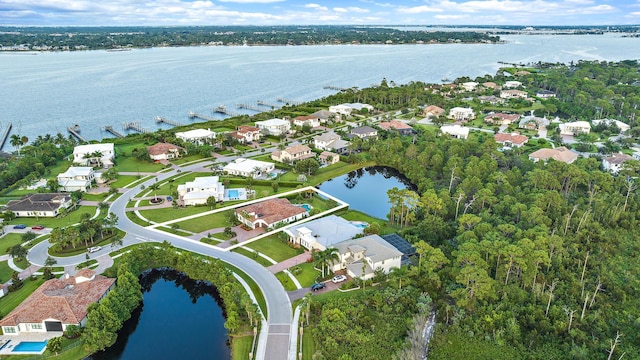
332;275;347;283
88;246;102;253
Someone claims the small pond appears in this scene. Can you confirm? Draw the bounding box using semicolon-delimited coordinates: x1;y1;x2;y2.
318;166;416;219
89;269;230;360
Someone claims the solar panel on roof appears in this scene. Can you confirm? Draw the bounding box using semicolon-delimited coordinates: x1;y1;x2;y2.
381;233;416;256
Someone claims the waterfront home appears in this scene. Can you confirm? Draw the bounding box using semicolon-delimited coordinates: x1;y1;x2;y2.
503;80;522;88
73;143;115;168
271;144;314;163
447;107;475;122
592;119;630;133
175;128;216;145
500;89;529;99
292;115;321;128
484;112;521;125
477;95;505;105
313;131;350;154
378;120;416;135
536;90;556;99
329;103;374;116
4;193;72;218
57;166;95;192
284;215;363;251
318;151;340;165
309;109;337;123
529;147;578;164
350;126;378;140
603;153;635;174
255;118;291;136
0;269;115;335
559;121;591;135
331;235;403;280
460;81;479;91
519;115;550;130
147;142;185;161
235;198;307;229
422;105;445;119
232;125;262;143
482;81;500;90
494;133;529;148
441;124;470;139
177;176;224;206
223;158;275;179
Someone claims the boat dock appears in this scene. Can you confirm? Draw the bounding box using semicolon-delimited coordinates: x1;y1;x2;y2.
188;111;216;121
122;121;151;134
212;105;238;117
236;103;262;112
323;85;348;91
67;124;87;143
101;126;125;138
257;100;280;109
0;123;12;151
155;116;183;127
277;98;302;106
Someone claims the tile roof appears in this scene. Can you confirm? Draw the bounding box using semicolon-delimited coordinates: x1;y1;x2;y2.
237;125;259;134
350;126;377;134
529;147;578;163
235;198;306;227
0;274;115;327
604;153;634;165
494;133;529;145
379;120;414;131
424;105;445;114
147;142;184;156
284;144;312;155
485;113;520;122
4;193;71;212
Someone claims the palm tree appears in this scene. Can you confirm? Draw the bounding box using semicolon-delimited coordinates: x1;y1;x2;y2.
10;134;21;155
314;248;340;278
390;266;410;290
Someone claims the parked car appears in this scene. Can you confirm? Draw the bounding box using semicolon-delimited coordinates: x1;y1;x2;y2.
88;246;102;253
31;225;45;230
13;224;26;229
332;275;347;283
311;283;326;291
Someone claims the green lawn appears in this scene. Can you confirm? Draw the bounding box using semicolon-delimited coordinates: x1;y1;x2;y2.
138;205;212;223
14;257;28;269
0;260;15;283
110;175;146;188
171;154;210;165
232;248;275;267
126;211;152;227
81;192;110;201
244;234;304;262
170;211;231;233
207;231;234;240
232;335;254;360
279;161;375;186
0;233;25;255
291;262;320;287
338;209;398;234
0;277;45;316
275;271;298;291
301;330;316;360
5;206;97;229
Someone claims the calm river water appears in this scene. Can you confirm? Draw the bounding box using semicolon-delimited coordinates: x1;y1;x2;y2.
89;269;230;360
1;33;640;145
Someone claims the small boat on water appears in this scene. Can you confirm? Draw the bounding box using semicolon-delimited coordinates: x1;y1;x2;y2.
70;124;80;132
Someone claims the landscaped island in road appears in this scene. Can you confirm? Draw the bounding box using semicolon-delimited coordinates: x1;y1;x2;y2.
1;60;640;359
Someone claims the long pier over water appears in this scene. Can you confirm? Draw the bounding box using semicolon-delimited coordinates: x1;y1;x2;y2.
0;123;12;151
67;125;87;143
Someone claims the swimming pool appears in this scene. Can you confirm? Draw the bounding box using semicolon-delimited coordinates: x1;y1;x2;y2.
228;189;239;198
12;341;48;353
295;204;312;212
350;221;369;229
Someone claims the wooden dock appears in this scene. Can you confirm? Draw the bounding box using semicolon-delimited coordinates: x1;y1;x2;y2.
277;98;302;106
67;125;87;143
155;116;183;127
212;105;238;117
0;122;12;151
101;126;125;138
323;85;348;91
188;111;215;121
257;100;280;108
122;121;151;134
236;103;262;112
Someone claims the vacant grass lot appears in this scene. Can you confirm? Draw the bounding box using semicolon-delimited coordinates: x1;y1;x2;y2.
244;234;304;263
173;211;231;233
292;262;319;287
232;248;274;267
138;205;213;223
0;261;15;283
279;161;375;186
0;277;45;316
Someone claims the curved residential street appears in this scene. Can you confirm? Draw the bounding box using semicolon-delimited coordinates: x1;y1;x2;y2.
27;158;293;360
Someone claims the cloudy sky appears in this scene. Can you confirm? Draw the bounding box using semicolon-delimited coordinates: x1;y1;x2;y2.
1;0;639;26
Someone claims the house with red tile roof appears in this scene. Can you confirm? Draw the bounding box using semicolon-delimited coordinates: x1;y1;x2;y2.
318;151;339;165
271;144;315;163
147;142;186;161
235;198;308;229
422;105;445;119
378;120;416;136
494;133;529;148
484;112;521;125
603;153;635;174
292;115;321;128
231;125;262;143
0;270;115;335
529;147;578;164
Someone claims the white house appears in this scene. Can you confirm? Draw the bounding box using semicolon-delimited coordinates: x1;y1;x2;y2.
57;166;95;192
592;119;630;133
73;143;115;167
223;158;275;178
175;128;216;145
0;269;115;335
4;193;72;218
448;107;475;121
461;81;479;91
500;89;529;99
332;235;403;280
255;118;291;136
177;176;224;206
292;115;321;128
536;90;556;99
235;198;307;229
559;121;591;135
284;215;363;251
329;103;374;115
313;131;350;154
603;153;634;174
503;80;522;88
441;124;470;139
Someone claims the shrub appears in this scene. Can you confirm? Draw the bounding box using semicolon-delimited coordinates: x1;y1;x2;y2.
64;325;81;339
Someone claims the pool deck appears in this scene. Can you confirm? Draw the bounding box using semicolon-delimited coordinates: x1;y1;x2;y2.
0;332;61;355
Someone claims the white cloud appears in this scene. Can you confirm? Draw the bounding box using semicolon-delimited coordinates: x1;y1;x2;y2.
397;5;443;14
304;3;329;11
333;7;369;13
218;0;284;3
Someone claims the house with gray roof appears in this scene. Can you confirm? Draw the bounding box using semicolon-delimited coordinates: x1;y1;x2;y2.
350;126;378;140
331;234;403;280
4;193;72;218
284;215;363;251
313;131;350;154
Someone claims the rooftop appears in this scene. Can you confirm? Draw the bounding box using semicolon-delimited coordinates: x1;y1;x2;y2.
379;120;414;131
284;215;363;248
236;198;306;226
147;142;184;156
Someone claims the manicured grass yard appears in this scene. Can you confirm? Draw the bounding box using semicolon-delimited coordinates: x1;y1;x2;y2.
301;330;316;360
173;211;231;233
0;277;45;316
0;233;26;255
232;335;254;360
111;175;148;189
275;271;297;291
0;260;15;283
338;209;398;235
232;248;274;267
279;161;375;186
138;205;213;223
114;143;166;172
244;234;304;263
291;262;319;287
5;206;97;229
